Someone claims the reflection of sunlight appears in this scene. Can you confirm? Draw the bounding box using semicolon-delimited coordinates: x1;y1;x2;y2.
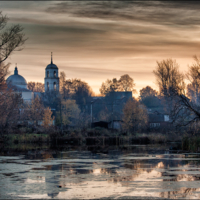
57;180;125;199
157;162;164;168
133;169;162;182
93;169;101;175
54;161;167;199
177;174;194;181
19;194;50;199
58;161;200;199
26;177;45;183
57;179;163;199
160;187;200;199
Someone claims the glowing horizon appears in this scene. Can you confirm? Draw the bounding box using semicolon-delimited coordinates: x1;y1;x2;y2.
2;1;200;96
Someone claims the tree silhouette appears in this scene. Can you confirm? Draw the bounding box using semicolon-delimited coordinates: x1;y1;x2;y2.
28;82;44;92
122;98;148;133
99;74;135;96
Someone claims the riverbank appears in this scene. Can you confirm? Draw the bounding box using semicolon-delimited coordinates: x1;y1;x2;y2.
3;126;200;152
0;127;184;147
1;131;200;153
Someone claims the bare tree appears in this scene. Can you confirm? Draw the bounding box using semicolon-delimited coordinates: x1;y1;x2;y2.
0;61;9;90
27;81;35;91
153;59;185;97
99;74;136;96
0;11;26;65
0;11;26;133
153;58;200;127
56;99;80;126
99;79;119;96
118;74;135;92
0;92;22;133
59;71;69;99
186;55;200;105
139;86;160;108
22;95;45;126
122;98;148;133
28;82;44;92
140;86;158;99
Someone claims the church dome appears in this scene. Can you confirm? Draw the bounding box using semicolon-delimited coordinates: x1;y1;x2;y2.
46;63;58;69
6;67;28;89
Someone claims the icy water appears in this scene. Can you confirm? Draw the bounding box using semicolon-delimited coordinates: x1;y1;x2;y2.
1;144;200;199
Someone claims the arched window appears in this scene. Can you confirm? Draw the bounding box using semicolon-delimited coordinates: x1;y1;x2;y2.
47;82;49;91
47;71;49;78
54;71;56;77
54;82;56;91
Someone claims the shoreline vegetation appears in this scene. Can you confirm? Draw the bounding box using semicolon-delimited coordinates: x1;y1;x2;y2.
0;127;199;153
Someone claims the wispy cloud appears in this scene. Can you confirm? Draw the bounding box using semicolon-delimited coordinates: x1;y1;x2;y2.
46;1;200;27
1;1;200;95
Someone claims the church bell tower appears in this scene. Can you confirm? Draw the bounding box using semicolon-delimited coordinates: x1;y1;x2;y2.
44;53;59;92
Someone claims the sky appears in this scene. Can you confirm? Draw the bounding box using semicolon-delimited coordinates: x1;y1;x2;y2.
1;1;200;96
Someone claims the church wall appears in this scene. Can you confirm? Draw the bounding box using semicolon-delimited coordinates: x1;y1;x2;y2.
21;91;34;102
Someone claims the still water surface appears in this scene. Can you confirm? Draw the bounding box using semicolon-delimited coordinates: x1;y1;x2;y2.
1;144;200;199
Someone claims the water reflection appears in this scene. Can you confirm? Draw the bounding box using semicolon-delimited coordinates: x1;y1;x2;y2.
1;145;200;199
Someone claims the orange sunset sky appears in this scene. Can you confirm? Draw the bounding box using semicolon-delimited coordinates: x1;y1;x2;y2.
1;1;200;96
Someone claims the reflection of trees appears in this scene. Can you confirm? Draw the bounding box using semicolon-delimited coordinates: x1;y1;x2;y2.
105;156;200;198
126;158;200;199
33;151;200;199
5;145;200;199
44;165;63;199
106;160;164;185
101;168;117;174
45;174;60;198
160;187;197;199
160;167;200;199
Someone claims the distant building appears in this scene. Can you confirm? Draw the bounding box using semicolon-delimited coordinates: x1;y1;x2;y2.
108;120;123;130
44;53;59;92
6;66;34;102
6;53;60;102
91;120;123;131
148;111;170;129
91;121;109;129
4;54;59;126
90;91;132;129
106;91;132;101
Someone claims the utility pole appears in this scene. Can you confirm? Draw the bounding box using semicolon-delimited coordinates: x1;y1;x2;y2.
112;93;114;129
91;101;93;128
60;97;63;132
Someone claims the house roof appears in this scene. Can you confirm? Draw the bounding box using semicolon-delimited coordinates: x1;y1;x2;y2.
149;113;165;123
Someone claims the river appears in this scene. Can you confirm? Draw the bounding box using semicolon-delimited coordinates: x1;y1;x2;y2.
1;144;200;199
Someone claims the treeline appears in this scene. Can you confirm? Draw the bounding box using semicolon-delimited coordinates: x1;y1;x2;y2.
3;56;200;134
152;57;200;129
1;9;200;135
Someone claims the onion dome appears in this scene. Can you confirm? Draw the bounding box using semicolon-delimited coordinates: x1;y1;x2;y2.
6;66;28;89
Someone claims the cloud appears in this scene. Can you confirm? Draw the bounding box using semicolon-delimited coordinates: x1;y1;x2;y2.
2;1;200;95
45;1;200;27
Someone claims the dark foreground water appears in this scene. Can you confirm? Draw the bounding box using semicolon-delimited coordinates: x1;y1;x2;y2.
1;144;200;199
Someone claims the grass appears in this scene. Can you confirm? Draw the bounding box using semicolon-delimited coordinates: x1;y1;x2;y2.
1;143;50;153
0;128;194;151
182;135;200;152
132;132;182;144
5;133;50;144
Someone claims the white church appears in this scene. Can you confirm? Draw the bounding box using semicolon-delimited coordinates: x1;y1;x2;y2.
6;53;59;101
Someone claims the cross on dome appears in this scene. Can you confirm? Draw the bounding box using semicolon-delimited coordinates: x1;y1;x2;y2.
51;52;53;64
14;64;18;75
